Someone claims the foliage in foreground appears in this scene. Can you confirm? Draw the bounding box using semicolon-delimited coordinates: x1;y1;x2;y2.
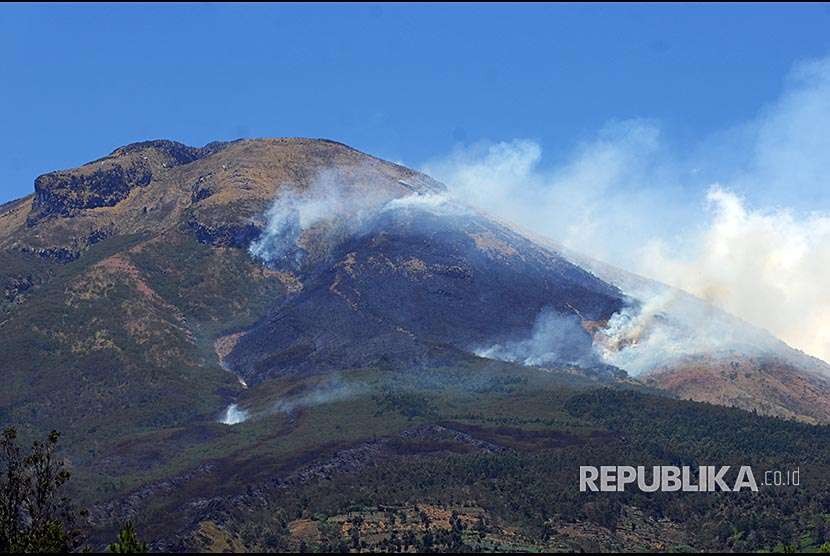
0;427;147;554
0;428;82;553
107;522;148;554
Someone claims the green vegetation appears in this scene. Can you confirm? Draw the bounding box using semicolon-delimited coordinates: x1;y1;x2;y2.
4;254;828;552
0;229;290;504
107;522;148;553
0;428;82;553
52;364;828;552
0;427;151;554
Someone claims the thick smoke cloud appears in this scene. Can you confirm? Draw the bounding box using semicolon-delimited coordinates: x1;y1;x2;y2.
422;122;689;269
639;187;830;366
423;55;830;366
592;287;783;375
475;310;596;368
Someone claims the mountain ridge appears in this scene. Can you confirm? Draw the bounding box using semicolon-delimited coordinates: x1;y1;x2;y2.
3;137;829;424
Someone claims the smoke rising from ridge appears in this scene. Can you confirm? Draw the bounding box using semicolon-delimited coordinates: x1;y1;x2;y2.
270;379;365;415
249;168;460;267
474;310;597;369
218;379;366;426
219;376;368;425
219;403;249;425
423;55;830;366
592;287;787;375
248;170;391;265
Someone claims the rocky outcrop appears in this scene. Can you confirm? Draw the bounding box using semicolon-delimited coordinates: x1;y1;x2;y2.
18;245;80;263
26;140;233;225
190;182;215;204
105;139;227;166
28;162;153;223
2;274;33;303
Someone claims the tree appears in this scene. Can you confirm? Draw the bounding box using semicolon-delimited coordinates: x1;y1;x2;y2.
107;522;148;553
814;516;829;546
349;515;363;550
0;427;82;553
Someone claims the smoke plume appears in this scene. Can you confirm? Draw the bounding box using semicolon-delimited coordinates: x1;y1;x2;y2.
475;310;597;368
423;55;830;367
249;168;460;267
219;403;249;425
248;169;390;265
270;378;365;415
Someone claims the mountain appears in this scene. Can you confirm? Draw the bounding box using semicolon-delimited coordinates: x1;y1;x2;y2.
0;138;624;437
2;138;830;552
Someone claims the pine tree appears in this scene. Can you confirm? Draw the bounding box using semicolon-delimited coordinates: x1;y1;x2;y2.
107;522;148;553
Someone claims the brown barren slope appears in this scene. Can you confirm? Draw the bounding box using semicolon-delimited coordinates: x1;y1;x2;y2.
643;355;830;424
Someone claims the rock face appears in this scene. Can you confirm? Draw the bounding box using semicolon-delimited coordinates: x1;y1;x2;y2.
31;163;151;218
107;139;229;165
3;138;447;256
27;140;226;223
2;273;32;303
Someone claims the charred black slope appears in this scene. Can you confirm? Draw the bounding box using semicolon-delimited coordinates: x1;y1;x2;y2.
226;205;626;384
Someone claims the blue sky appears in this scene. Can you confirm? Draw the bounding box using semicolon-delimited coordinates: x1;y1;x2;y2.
2;3;830;203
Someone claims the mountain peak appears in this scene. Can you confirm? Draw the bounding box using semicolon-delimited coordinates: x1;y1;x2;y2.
2;137;444;256
105;138;228;164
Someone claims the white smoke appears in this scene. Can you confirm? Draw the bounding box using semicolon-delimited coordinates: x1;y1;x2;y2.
218;380;365;425
474;310;596;368
380;191;461;216
271;379;365;415
219;403;249;425
249;170;461;266
422;121;687;268
423;55;830;366
638;187;830;366
248;170;390;264
592;287;784;375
